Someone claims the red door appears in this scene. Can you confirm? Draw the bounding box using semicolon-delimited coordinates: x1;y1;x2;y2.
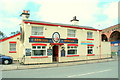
53;45;59;61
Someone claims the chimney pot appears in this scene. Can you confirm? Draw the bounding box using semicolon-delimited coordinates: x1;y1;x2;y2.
20;10;30;20
70;16;79;25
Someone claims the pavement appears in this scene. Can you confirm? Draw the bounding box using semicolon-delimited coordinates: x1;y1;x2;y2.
1;57;118;71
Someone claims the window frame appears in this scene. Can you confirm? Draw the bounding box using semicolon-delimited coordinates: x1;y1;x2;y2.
87;46;94;54
32;46;47;56
67;29;76;38
31;26;44;36
9;43;16;51
67;46;78;55
87;32;93;39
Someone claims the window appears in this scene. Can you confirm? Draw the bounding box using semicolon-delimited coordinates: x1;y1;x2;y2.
87;46;93;54
32;26;43;36
9;43;16;51
67;29;76;37
32;46;46;56
67;46;77;55
87;32;93;39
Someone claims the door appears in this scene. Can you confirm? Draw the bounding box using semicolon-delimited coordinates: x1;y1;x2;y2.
52;45;59;61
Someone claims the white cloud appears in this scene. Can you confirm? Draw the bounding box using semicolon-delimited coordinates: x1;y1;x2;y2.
0;0;31;14
95;2;118;29
34;0;118;29
103;2;118;20
0;18;21;36
35;0;100;25
0;0;32;36
0;0;119;36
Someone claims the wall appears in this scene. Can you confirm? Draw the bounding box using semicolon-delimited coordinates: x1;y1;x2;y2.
101;42;111;58
0;35;20;60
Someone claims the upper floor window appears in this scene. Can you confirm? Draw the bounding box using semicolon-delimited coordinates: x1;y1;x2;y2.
87;32;93;39
32;26;43;36
67;29;76;37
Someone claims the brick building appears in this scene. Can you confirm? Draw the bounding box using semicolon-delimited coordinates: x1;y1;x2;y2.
101;24;120;54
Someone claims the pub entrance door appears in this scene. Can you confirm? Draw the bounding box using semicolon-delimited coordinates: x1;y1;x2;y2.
52;45;59;62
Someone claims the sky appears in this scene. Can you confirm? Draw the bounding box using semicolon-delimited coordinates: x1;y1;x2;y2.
0;0;119;37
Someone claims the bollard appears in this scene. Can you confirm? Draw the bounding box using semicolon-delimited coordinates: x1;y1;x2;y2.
17;58;19;70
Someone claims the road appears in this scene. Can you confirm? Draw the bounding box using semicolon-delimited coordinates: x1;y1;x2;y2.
2;61;118;78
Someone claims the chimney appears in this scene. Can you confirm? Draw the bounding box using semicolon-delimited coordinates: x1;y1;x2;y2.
70;16;79;25
20;10;30;20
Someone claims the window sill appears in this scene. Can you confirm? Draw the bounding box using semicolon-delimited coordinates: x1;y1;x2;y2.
87;54;95;56
31;56;48;58
9;41;16;43
67;38;78;39
87;38;94;40
9;51;16;53
67;55;79;57
30;36;45;38
87;45;94;46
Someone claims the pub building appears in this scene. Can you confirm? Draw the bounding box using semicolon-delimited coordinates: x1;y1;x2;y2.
0;10;111;64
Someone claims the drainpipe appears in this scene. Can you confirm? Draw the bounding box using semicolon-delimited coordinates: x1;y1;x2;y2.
99;31;102;59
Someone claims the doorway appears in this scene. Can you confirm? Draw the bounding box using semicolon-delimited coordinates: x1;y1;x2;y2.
52;45;59;62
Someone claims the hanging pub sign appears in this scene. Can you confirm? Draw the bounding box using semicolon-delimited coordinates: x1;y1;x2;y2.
52;32;60;43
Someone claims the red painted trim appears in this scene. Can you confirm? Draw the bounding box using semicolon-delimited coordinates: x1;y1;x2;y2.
67;55;79;57
87;54;95;56
87;38;94;40
23;21;100;31
50;43;64;45
67;38;78;39
0;33;21;42
67;44;78;46
31;56;48;58
87;45;94;46
30;36;45;38
9;41;16;43
9;51;16;53
32;43;47;46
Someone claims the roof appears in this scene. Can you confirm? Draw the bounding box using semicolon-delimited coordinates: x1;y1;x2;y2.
0;33;21;42
23;20;100;31
102;24;120;31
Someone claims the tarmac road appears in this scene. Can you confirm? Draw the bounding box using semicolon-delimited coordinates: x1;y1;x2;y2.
2;60;118;78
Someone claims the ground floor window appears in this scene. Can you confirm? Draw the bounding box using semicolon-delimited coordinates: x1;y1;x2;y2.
87;46;93;54
67;46;77;55
32;46;46;56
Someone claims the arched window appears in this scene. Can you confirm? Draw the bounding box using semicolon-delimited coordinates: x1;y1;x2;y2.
109;31;120;41
101;34;108;41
